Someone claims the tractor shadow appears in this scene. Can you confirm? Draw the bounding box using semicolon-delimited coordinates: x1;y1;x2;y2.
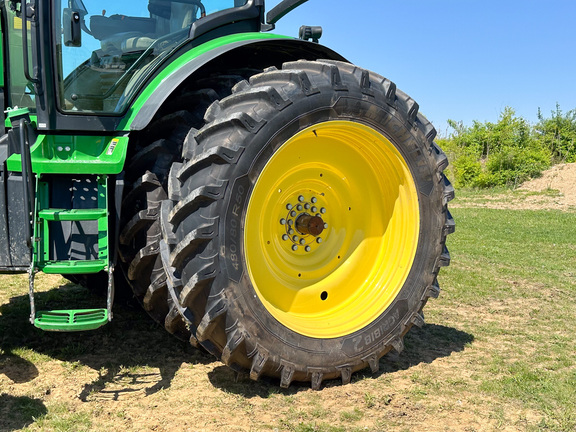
0;280;214;404
0;394;47;432
207;323;474;397
1;279;475;401
0;348;47;431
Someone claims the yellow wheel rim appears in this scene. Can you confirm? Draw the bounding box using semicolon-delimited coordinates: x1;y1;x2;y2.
244;121;420;338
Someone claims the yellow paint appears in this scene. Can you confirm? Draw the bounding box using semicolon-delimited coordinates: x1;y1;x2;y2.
13;17;30;31
244;121;420;338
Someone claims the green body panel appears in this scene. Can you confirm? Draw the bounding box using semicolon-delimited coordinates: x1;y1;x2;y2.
118;32;290;131
34;309;109;331
6;134;128;174
5;107;34;127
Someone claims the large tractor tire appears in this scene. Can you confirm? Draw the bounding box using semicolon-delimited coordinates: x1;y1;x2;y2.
117;72;259;334
159;60;454;389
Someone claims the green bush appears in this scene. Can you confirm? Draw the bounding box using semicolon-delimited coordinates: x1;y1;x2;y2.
442;107;553;188
536;104;576;163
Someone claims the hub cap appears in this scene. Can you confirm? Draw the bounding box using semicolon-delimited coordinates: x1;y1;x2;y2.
244;121;420;338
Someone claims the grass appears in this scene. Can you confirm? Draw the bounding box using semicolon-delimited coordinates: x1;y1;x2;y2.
0;188;575;431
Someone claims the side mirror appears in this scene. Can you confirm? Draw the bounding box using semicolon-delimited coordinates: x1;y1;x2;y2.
63;8;82;47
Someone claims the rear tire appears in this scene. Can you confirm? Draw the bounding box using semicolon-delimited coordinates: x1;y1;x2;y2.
159;60;454;389
117;72;259;338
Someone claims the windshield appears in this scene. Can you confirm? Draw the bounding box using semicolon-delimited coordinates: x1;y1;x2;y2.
3;0;35;109
55;0;248;114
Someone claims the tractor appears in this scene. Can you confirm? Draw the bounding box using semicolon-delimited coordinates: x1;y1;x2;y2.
0;0;454;389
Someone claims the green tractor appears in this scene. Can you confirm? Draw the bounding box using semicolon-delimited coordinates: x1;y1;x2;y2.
0;0;454;389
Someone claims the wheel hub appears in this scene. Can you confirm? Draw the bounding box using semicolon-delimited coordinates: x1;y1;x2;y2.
279;195;328;253
296;214;324;236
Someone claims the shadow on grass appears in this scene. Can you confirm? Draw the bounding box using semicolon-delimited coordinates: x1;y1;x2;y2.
0;282;214;404
0;394;47;431
207;323;474;396
1;281;475;401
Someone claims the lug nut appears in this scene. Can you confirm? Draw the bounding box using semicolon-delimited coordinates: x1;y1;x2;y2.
289;229;295;235
297;205;303;211
300;238;306;245
312;207;317;213
286;204;293;210
305;246;311;252
280;218;286;225
316;237;323;243
311;197;317;203
292;245;298;251
298;195;305;202
282;234;289;241
290;211;297;217
305;203;311;209
320;208;326;214
293;236;299;242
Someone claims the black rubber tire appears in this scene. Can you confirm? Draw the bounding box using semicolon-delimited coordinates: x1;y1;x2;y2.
159;60;455;389
117;72;259;338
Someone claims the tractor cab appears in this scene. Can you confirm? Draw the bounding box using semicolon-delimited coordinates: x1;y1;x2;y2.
3;0;267;129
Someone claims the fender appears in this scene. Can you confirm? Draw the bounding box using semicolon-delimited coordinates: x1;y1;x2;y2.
122;34;347;132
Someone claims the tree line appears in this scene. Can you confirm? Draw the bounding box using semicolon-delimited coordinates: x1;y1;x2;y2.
437;105;576;188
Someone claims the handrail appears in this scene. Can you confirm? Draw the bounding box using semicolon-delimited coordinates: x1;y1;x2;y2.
19;118;35;249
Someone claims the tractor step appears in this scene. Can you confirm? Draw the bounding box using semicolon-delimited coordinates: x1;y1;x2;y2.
38;259;108;274
38;208;107;221
34;308;108;331
24;173;115;331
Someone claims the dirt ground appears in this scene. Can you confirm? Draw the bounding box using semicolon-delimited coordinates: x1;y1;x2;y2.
0;280;483;432
518;162;576;205
1;164;575;431
453;162;576;211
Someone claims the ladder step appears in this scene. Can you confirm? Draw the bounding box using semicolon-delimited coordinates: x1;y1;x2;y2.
39;259;107;274
34;309;108;331
38;208;107;221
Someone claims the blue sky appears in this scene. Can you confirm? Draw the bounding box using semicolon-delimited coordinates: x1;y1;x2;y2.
270;0;576;135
